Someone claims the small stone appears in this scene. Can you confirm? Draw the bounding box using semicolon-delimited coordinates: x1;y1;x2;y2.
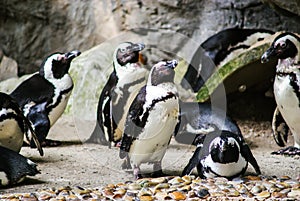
210;191;225;197
154;183;170;191
150;177;167;184
128;183;142;190
245;175;261;181
272;192;285;198
168;177;184;185
139;195;154;201
251;185;264;194
256;191;270;199
112;193;124;200
169;191;186;200
288;189;300;198
227;190;240;197
195;189;209;198
178;185;191;192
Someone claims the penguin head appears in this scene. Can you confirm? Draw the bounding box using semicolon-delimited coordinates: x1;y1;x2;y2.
261;32;300;63
40;50;81;79
114;42;145;67
209;133;240;164
148;60;178;86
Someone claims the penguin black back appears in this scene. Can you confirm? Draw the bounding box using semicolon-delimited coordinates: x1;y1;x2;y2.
0;145;39;186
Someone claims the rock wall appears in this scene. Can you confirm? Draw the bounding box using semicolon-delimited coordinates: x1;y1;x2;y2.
0;0;299;75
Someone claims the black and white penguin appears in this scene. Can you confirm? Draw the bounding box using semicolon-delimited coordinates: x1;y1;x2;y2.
87;42;148;146
10;50;81;147
181;28;274;92
0;145;39;187
182;130;261;179
119;60;179;179
0;92;42;186
175;101;241;146
261;32;300;155
0;92;43;155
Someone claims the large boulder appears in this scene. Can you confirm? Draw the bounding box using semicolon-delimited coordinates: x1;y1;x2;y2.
0;0;299;75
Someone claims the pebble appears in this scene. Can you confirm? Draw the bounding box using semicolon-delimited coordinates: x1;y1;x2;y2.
1;175;299;200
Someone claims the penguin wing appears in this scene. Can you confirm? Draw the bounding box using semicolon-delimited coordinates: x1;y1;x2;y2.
240;142;261;175
272;107;289;147
10;74;54;108
0;93;44;156
0;145;40;186
119;86;147;159
182;145;202;176
97;72;118;142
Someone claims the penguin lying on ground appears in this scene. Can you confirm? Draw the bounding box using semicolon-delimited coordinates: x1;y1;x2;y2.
119;60;179;179
182;130;261;179
0;92;42;186
261;32;300;156
87;42;148;147
175;101;241;146
0;145;39;187
10;50;81;147
181;28;274;92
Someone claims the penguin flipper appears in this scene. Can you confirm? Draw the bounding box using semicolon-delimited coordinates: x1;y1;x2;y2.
0;146;40;186
119;86;147;159
88;72;117;145
182;146;202;176
240;143;261;175
272;107;289;147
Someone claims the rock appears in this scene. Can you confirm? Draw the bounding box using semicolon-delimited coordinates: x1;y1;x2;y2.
0;0;299;75
0;54;18;81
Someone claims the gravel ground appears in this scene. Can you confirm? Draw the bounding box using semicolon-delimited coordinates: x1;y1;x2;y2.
1;115;299;197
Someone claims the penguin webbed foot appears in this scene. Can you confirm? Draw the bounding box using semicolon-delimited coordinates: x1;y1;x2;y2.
271;146;300;156
30;139;62;147
121;155;132;170
133;166;142;180
151;161;166;178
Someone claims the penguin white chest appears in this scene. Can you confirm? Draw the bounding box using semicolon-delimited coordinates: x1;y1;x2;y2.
47;75;73;126
202;154;247;178
48;92;72;126
274;75;300;135
129;96;179;165
0;109;23;152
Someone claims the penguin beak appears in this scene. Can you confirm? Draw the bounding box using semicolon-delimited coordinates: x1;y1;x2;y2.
65;50;81;61
165;60;178;69
131;43;145;52
261;47;275;63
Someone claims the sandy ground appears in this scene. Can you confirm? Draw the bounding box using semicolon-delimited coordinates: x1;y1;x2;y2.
1;115;300;194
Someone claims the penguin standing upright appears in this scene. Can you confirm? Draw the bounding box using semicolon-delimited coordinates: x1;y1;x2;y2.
0;92;42;186
119;60;179;179
10;50;81;147
87;42;148;146
261;32;300;155
182;130;261;179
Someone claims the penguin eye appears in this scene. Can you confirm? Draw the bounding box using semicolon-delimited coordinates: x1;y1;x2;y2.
281;42;286;48
120;48;126;53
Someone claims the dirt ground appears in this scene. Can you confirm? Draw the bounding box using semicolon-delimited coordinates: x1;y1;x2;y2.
1;115;300;194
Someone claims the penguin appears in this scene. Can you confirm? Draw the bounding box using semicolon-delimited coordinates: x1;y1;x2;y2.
119;60;179;179
182;130;261;179
0;92;42;186
0;145;39;187
261;32;300;155
181;28;274;92
0;92;43;156
87;42;148;147
10;50;81;147
175;101;242;146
